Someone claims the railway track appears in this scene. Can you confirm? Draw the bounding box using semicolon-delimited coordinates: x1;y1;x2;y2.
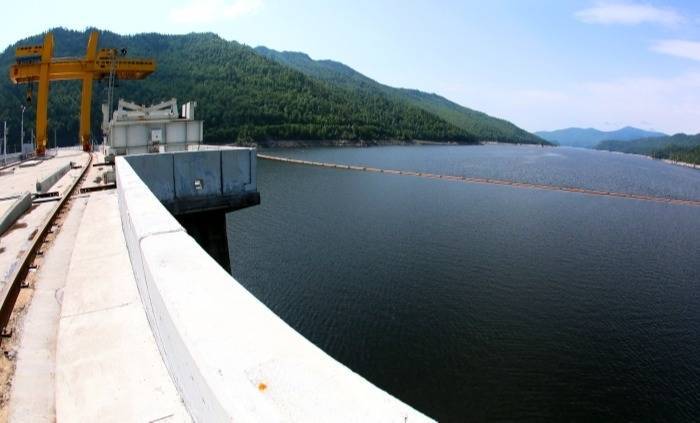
258;154;700;207
0;153;93;341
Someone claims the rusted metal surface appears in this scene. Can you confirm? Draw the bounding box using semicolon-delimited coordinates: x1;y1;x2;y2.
32;197;62;205
0;154;93;341
79;183;116;194
32;191;59;199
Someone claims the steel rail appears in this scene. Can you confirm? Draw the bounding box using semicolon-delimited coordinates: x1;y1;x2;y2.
0;153;93;339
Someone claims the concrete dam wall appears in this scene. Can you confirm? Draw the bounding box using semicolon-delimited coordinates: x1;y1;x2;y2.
116;148;433;422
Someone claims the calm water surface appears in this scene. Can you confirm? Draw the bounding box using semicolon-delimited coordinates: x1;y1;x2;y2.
228;145;700;421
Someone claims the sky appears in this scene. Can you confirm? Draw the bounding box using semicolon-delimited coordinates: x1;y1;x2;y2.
2;0;700;134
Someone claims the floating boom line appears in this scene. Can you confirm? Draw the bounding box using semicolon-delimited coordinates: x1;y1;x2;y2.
258;154;700;207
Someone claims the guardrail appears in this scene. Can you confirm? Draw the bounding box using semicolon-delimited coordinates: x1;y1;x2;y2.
0;153;24;170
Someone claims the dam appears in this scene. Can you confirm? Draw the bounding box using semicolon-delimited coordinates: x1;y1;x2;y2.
0;145;434;421
3;36;434;415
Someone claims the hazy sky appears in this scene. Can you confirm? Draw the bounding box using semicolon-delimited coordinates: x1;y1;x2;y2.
3;0;700;134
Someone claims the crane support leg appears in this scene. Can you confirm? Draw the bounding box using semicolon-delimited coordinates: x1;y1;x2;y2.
36;33;54;156
79;32;99;153
80;76;93;152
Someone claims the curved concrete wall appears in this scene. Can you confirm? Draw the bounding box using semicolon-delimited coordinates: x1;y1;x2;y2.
115;156;433;422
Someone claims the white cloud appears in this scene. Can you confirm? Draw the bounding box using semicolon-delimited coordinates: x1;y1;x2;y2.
169;0;262;24
575;2;683;26
651;39;700;62
441;72;700;134
512;89;569;104
565;73;700;133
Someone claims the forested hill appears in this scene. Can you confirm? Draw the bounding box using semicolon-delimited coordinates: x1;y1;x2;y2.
596;134;700;165
255;47;543;144
0;28;477;148
0;29;545;149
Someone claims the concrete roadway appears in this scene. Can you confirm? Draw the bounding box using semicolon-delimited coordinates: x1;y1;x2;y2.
0;150;89;297
1;150;189;422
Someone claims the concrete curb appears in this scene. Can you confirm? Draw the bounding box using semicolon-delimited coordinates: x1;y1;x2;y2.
0;192;32;236
36;163;71;193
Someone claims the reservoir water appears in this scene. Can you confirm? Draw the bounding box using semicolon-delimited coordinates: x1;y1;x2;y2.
227;145;700;421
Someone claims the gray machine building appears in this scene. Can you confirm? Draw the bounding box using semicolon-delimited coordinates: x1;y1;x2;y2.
103;98;203;159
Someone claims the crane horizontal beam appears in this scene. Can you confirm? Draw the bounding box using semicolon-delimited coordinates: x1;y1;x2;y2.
9;59;155;83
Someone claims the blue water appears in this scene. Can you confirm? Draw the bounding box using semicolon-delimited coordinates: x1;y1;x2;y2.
228;145;700;421
267;145;700;201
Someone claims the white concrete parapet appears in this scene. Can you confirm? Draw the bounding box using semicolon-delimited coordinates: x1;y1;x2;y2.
116;155;434;422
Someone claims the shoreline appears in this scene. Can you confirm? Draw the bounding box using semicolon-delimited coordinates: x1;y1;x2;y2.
597;148;699;170
232;141;697;169
661;159;699;170
252;139;465;149
231;139;552;149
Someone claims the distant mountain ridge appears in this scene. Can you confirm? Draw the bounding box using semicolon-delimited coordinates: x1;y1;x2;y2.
255;47;545;144
535;127;666;148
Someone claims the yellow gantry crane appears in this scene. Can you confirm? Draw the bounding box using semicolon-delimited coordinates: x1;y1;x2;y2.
9;31;156;155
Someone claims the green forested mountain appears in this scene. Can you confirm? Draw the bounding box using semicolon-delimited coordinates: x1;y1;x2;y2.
596;134;700;165
255;47;544;144
0;29;542;150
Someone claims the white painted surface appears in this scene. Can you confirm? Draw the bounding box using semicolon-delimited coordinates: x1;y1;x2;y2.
116;155;434;422
54;190;190;422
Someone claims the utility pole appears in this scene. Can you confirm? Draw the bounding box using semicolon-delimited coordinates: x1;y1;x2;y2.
3;121;7;165
20;105;25;153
